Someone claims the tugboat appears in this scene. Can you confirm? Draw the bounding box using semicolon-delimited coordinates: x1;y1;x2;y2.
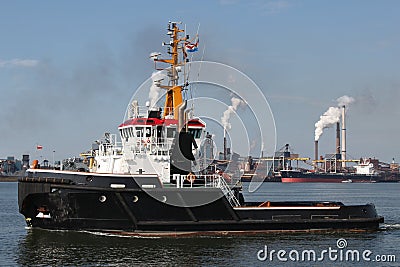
18;22;383;236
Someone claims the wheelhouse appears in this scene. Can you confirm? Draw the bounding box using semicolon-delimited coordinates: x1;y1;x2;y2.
118;117;206;155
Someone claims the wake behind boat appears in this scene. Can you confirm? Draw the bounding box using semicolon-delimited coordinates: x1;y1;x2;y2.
18;22;383;235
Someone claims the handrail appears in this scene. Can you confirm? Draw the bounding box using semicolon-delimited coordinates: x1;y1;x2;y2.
217;175;240;207
128;106;175;119
175;174;240;207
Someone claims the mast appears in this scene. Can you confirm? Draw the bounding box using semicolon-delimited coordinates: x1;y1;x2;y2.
152;22;188;120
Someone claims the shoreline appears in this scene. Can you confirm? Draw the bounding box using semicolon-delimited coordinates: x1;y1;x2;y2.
0;177;19;182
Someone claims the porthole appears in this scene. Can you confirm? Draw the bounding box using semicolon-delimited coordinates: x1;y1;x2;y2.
133;196;139;203
99;195;107;202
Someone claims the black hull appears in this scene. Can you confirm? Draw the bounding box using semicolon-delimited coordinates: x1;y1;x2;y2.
281;170;380;183
240;176;281;183
281;170;400;183
18;170;384;234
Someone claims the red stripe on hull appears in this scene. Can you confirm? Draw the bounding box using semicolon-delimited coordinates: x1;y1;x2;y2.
281;178;374;183
281;178;343;183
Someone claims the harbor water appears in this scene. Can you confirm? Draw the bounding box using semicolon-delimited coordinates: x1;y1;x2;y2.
1;182;399;266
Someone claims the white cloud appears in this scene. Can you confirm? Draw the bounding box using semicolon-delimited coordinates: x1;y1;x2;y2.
219;0;293;14
263;0;292;14
219;0;239;5
0;59;40;68
376;40;392;49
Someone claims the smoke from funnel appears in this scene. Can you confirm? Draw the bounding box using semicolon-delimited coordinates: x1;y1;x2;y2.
221;97;245;131
314;95;355;141
337;95;355;107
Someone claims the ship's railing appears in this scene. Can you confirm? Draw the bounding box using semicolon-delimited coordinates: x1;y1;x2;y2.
131;140;173;155
97;133;123;156
128;106;175;119
174;174;240;207
127;106;149;118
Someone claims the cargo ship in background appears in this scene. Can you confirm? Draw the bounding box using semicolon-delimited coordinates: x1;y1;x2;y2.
238;146;400;183
280;155;400;183
18;21;384;234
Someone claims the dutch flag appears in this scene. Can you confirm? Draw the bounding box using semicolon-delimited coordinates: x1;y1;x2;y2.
185;39;199;53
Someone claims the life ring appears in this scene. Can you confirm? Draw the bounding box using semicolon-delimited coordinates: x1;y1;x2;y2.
147;138;151;143
186;173;196;183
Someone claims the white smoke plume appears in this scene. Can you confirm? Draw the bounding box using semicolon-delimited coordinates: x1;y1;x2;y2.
337;95;355;107
148;71;165;108
0;58;39;68
314;95;355;141
221;97;245;131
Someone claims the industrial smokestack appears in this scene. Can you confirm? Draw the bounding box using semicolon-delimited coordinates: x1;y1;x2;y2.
314;95;355;142
223;128;227;160
336;122;341;155
341;105;346;167
314;140;319;170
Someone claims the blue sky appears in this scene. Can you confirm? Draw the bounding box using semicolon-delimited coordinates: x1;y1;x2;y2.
0;0;399;163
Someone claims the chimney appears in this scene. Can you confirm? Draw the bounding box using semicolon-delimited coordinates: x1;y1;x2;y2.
314;140;318;170
336;122;341;155
341;105;346;168
223;129;227;160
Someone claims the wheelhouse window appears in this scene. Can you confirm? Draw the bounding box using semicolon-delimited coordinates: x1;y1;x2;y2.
145;127;151;137
188;128;202;139
166;127;176;138
136;127;144;137
128;127;134;137
120;128;133;140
